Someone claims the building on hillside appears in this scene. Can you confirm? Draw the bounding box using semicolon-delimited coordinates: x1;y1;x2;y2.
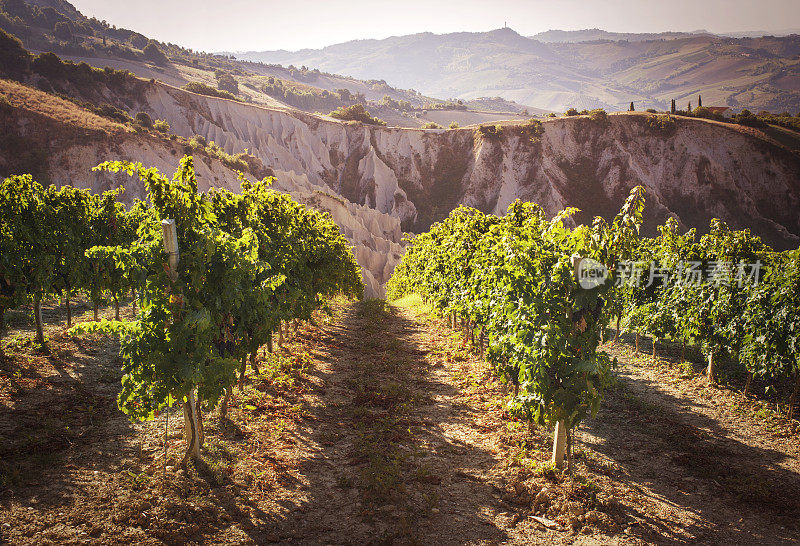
706;106;732;118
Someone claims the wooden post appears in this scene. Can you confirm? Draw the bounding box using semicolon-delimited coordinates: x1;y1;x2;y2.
65;290;72;328
183;388;201;459
552;420;567;469
706;350;715;384
93;262;99;321
33;293;45;345
162;219;200;462
162;219;180;282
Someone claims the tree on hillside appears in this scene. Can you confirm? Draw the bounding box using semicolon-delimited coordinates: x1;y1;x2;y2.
31;51;65;79
0;29;30;79
216;72;238;95
53;21;73;41
336;88;353;103
629;102;635;111
698;95;702;107
143;40;169;66
129;33;148;50
671;99;676;114
687;101;692;113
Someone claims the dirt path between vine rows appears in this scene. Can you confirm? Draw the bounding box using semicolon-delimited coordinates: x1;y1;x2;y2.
1;298;799;544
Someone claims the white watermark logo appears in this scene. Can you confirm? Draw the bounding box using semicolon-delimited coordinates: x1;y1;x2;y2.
576;257;609;289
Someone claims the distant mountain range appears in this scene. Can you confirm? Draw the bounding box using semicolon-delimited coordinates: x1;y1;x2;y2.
529;29;709;43
233;27;800;113
529;28;800;43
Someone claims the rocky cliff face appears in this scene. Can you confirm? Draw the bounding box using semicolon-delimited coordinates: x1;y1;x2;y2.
140;84;800;249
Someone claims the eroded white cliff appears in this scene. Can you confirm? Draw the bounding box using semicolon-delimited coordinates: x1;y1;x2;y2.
139;84;800;249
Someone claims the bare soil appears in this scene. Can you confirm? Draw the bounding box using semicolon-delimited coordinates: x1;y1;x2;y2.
0;297;798;544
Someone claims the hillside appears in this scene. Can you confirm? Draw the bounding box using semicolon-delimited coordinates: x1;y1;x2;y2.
2;54;799;251
0;0;531;127
239;28;800;113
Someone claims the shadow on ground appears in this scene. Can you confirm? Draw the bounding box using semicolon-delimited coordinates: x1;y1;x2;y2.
581;361;800;544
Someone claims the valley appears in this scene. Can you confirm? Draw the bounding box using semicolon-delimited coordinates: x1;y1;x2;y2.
1;1;800;544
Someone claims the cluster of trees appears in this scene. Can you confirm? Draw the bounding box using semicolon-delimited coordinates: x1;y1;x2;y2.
182;81;242;102
214;70;238;95
1;157;363;463
0;29;138;89
477;119;545;141
387;188;646;465
0;0;169;64
564;107;608;121
328;103;386;126
422;100;467;111
142;40;168;66
260;77;354;112
617;218;800;418
378;94;413;111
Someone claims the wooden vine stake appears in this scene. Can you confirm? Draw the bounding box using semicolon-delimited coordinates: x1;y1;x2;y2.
552;420;568;469
552;255;584;469
162;219;201;462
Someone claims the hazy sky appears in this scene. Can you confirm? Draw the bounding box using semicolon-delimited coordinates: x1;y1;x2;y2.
69;0;800;52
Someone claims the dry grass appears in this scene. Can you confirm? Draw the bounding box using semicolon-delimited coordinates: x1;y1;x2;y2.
0;79;125;135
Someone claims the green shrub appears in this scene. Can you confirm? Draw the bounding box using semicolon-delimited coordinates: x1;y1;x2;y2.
129;33;148;50
691;106;714;119
153;119;170;133
753;112;800;132
448;121;459;129
31;51;65;79
547;113;556;118
328;103;386;126
645;113;676;134
82;102;131;123
421;122;442;129
588;108;608;124
735;109;767;128
477;124;503;139
646;108;657;113
134;111;153;128
565;108;579;116
422;100;466;111
189;134;207;148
